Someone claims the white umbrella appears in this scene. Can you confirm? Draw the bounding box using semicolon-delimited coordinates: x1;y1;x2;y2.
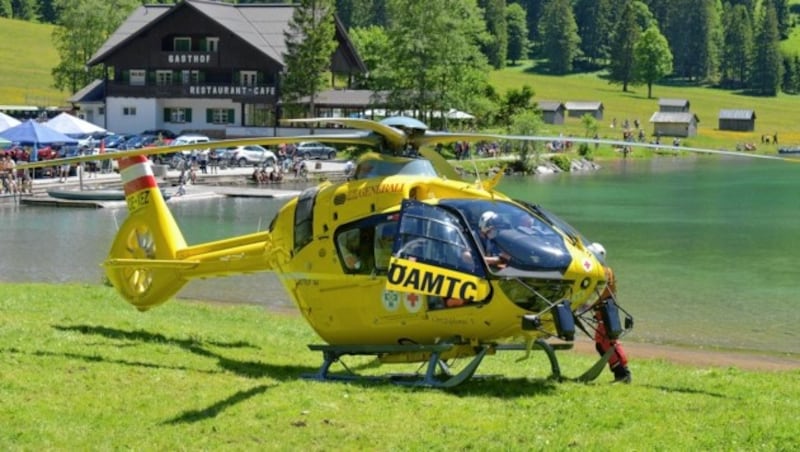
46;112;106;135
0;111;21;132
445;109;475;120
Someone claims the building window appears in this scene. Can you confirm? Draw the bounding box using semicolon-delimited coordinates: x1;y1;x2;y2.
240;71;257;86
98;107;105;115
205;37;219;52
206;108;235;125
123;107;137;116
181;70;200;85
129;69;146;86
156;70;173;86
174;37;191;52
164;107;192;124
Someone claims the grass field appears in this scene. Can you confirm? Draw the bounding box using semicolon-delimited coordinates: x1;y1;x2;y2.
490;63;800;151
1;283;798;450
0;17;66;106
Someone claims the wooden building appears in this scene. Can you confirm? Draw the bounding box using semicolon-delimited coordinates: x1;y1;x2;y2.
649;112;699;137
658;98;690;113
72;0;366;135
718;109;756;132
565;101;604;120
537;101;566;125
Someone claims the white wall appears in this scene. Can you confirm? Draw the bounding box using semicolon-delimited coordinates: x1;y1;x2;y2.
106;97;238;135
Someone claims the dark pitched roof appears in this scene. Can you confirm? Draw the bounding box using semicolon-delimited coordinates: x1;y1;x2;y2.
88;0;365;72
719;109;755;120
537;100;565;112
658;98;690;107
68;79;104;104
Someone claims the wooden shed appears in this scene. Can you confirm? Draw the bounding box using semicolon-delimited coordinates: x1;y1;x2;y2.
565;101;604;120
649;112;699;137
718;109;756;132
658;98;690;113
537;100;566;125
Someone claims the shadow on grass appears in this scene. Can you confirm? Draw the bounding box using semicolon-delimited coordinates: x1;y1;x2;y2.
641;384;727;399
162;385;271;425
52;324;318;380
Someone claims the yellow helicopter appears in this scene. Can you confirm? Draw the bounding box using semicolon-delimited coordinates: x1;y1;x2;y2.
19;116;787;387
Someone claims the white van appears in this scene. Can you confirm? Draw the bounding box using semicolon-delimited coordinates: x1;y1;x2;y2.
172;134;211;156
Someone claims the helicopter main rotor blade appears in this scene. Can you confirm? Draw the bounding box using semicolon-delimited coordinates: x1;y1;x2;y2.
417;131;800;163
16;134;382;171
281;117;408;149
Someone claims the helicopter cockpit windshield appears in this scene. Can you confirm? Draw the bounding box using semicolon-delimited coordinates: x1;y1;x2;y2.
353;156;438;180
438;199;573;274
391;199;573;277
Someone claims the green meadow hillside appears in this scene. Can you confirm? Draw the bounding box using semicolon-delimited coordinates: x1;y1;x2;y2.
0;17;66;106
2;15;800;151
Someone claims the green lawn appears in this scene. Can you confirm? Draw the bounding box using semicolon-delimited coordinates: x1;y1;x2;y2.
491;62;800;151
1;283;798;450
0;17;66;106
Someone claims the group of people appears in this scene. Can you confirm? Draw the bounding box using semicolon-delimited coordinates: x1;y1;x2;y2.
251;164;285;184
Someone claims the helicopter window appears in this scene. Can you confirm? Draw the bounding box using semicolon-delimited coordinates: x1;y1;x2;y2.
353;158;437;180
395;200;484;276
294;187;318;253
439;199;572;273
374;221;397;271
336;226;375;274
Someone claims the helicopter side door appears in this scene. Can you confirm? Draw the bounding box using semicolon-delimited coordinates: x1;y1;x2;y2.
386;200;491;304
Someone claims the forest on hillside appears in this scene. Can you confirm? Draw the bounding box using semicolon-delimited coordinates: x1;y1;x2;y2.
3;1;799;105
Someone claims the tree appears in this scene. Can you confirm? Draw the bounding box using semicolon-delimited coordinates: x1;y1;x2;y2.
382;0;490;121
51;0;140;94
749;0;782;95
281;0;338;119
508;109;543;172
539;0;581;74
574;0;614;65
607;0;640;92
11;0;37;20
0;0;12;18
720;4;753;89
499;84;534;127
663;0;721;81
505;2;528;65
348;25;392;90
480;0;508;69
633;25;673;98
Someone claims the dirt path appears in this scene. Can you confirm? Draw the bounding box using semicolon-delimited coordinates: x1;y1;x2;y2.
571;339;800;372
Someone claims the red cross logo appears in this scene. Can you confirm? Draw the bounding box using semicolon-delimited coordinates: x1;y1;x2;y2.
407;293;419;307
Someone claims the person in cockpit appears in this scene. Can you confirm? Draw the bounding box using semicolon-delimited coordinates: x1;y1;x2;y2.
478;211;510;268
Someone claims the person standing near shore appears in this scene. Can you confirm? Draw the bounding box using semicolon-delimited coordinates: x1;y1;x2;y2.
594;262;632;383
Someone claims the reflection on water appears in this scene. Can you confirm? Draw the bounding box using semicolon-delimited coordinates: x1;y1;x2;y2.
2;158;798;355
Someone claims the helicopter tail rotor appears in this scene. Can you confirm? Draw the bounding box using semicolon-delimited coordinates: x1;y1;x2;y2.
104;155;190;311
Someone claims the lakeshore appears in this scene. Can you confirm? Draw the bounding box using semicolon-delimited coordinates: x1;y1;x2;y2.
3;157;799;372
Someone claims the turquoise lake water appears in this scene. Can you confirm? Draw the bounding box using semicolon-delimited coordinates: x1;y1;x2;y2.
2;156;798;355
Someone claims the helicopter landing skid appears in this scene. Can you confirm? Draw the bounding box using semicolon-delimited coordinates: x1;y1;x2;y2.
303;339;612;387
304;343;488;388
496;339;614;382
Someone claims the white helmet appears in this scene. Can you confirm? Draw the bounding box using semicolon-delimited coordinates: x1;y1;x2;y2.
588;242;606;259
479;211;498;234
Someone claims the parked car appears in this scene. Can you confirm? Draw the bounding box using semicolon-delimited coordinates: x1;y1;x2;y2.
295;141;337;160
99;134;130;150
121;134;160;150
226;145;277;167
141;129;177;142
172;134;211;154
